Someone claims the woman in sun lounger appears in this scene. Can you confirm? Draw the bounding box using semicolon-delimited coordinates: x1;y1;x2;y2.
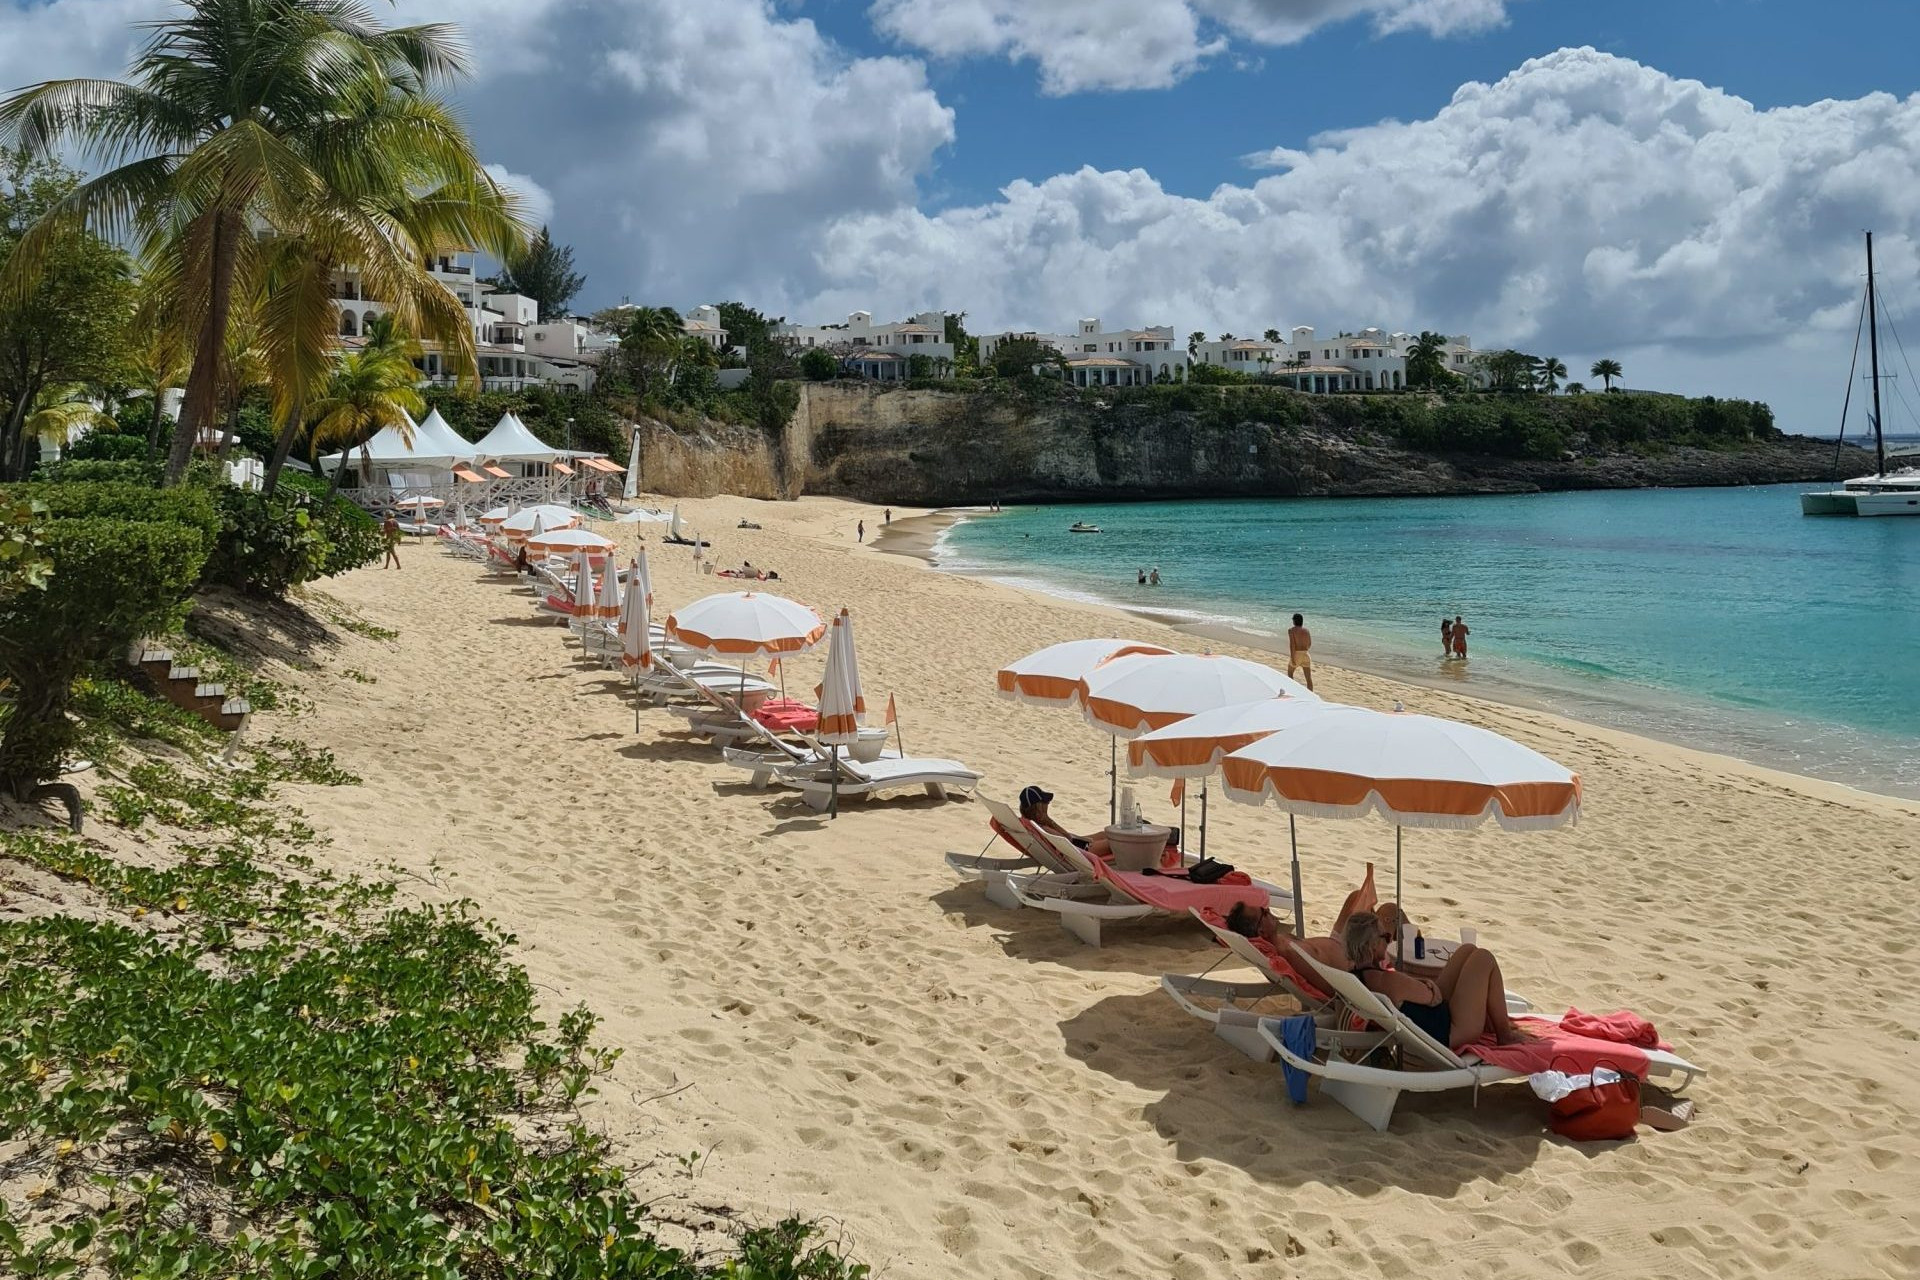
1343;910;1530;1049
1019;785;1113;856
1224;863;1410;968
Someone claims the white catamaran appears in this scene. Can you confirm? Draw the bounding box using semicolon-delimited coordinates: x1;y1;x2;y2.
1802;231;1920;516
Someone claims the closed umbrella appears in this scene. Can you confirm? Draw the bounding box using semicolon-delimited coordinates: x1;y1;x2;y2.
569;551;595;629
595;549;623;620
1221;709;1580;958
1081;652;1318;856
1129;698;1358;935
618;553;654;730
995;637;1175;821
816;609;866;819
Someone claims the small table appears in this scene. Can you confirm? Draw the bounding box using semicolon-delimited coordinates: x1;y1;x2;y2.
1396;937;1462;977
1104;823;1173;872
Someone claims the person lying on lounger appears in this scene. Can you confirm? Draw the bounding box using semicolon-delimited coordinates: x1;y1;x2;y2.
1223;861;1410;968
1343;909;1531;1049
1018;784;1111;856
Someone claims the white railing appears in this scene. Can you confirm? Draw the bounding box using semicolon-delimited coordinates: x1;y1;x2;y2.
340;475;570;514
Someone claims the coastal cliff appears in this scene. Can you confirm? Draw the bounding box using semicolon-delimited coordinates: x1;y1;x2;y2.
638;382;1873;504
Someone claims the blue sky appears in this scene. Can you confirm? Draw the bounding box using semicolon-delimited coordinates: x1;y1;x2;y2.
807;0;1920;212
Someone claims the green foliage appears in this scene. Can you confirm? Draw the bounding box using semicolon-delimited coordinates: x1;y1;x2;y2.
33;456;162;485
799;347;838;381
271;471;386;579
205;486;327;597
988;336;1060;380
715;301;778;354
69;674;220;762
65;431;148;462
0;483;214;787
421;384;625;459
1187;362;1250;386
0;152;136;482
495;225;586;320
0;494;51;600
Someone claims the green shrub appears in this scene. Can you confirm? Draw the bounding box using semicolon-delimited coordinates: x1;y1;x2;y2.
800;347;838;381
34;456;163;485
205;487;328;597
66;431;148;462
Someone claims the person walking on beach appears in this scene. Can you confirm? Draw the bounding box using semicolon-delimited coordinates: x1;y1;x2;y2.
884;508;892;525
1441;616;1454;657
1451;615;1470;660
857;519;865;543
381;514;402;570
1287;613;1314;691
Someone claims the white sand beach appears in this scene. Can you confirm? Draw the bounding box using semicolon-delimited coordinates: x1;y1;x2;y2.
278;494;1919;1279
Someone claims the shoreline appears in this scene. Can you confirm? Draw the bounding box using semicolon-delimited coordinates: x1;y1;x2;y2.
888;506;1920;812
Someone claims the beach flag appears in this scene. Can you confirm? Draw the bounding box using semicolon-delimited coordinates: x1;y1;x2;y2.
1169;779;1185;806
768;657;781;677
884;693;897;725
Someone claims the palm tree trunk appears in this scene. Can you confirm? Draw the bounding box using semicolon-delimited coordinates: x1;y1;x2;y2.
1;389;33;483
262;394;305;496
165;207;243;485
216;402;240;461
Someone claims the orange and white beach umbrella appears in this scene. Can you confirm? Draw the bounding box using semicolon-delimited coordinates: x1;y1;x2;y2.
1220;710;1580;831
995;638;1173;708
594;549;623;620
817;610;867;743
503;504;580;543
478;501;517;528
1079;652;1317;739
527;526;616;562
569;551;596;621
665;591;827;659
1129;698;1352;780
618;555;653;672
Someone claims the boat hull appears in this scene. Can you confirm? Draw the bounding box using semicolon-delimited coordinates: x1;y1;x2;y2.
1854;490;1920;516
1800;491;1857;516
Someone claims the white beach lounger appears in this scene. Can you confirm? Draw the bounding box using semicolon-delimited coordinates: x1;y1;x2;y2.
1010;825;1291;950
787;755;982;812
1254;951;1704;1132
944;795;1087;909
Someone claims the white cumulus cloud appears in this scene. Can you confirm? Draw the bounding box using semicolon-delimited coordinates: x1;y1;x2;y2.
869;0;1522;94
802;47;1920;430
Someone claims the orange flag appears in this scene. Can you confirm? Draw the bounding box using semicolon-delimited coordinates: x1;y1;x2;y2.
1169;778;1185;806
768;657;781;677
884;693;898;725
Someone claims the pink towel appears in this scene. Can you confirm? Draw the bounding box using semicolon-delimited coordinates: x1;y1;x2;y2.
1559;1007;1661;1048
1099;863;1268;915
1464;1019;1660;1076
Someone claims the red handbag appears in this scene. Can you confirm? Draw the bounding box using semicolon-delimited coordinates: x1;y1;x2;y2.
1546;1056;1641;1141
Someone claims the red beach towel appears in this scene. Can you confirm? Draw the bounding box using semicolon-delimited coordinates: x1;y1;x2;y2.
1464;1018;1668;1076
1559;1007;1661;1048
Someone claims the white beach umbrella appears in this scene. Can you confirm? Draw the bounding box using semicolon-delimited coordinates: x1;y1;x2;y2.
1080;652;1317;857
618;554;654;729
503;504;581;542
995;638;1174;708
816;609;867;819
595;549;624;620
478;501;518;527
1222;709;1581;958
1129;698;1360;934
664;591;827;659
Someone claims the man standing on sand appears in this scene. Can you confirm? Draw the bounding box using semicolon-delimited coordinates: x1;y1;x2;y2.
884;508;892;525
857;519;865;543
1452;615;1470;660
381;514;402;570
1287;613;1313;691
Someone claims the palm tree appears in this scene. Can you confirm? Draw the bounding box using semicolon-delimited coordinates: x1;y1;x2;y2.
1564;382;1587;395
1534;355;1567;394
215;304;269;459
1187;331;1204;355
1405;330;1450;388
1263;328;1282;345
123;289;191;462
1590;358;1622;391
307;314;424;498
0;0;526;484
621;306;684;400
1217;332;1234;342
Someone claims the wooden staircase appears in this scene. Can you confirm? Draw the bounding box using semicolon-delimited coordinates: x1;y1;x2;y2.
126;642;252;734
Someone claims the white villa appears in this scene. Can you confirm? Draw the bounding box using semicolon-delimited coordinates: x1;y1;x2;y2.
981;319;1190;386
682;304;730;351
330;251;604;393
777;310;956;379
1193;326;1483;392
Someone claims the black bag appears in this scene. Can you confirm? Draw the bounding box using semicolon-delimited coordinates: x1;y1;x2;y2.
1186;857;1236;885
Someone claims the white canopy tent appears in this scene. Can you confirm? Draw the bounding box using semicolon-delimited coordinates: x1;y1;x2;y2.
472;412;561;473
317;412;463;474
412;408;478;462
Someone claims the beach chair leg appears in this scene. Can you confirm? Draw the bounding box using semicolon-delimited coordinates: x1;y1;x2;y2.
924;782;946;800
1060;911;1104;948
1212;1010;1278;1063
802;788;833;813
1320;1078;1401;1132
982;873;1024;911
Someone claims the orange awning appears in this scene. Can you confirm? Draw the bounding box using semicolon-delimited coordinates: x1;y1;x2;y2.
453;468;485;483
552;461;575;476
483;465;511;479
582;457;623;473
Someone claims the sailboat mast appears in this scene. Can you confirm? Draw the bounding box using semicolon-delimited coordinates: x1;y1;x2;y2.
1867;230;1886;477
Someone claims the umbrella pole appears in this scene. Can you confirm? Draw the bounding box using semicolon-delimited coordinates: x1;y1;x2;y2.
1199;779;1208;859
1179;791;1187;851
1109;739;1117;824
1289;814;1304;939
829;744;839;820
1394;826;1404;965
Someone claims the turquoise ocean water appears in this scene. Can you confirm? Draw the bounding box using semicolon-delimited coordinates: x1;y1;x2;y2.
936;485;1920;798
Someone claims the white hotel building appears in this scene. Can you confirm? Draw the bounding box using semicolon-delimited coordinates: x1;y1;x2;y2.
776;310;957;379
980;318;1190;386
331;251;608;393
1192;326;1483;392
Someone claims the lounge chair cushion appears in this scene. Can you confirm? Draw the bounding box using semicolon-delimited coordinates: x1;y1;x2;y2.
1096;862;1266;915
